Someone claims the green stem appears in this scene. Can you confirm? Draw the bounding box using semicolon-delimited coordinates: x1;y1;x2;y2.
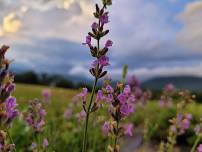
82;78;98;152
5;127;16;152
190;135;201;152
113;121;119;152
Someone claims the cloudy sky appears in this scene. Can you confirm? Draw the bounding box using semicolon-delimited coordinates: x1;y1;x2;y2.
0;0;202;80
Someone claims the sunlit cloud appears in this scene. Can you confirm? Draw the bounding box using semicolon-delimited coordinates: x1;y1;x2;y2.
177;1;202;52
1;12;22;35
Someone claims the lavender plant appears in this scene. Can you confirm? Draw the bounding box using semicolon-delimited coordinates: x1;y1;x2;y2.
81;0;112;151
190;117;202;152
159;90;195;152
23;99;49;151
0;45;19;152
101;67;136;152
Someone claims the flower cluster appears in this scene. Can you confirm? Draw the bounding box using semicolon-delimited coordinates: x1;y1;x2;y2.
102;83;135;152
24;99;46;133
159;84;175;107
0;45;18;152
127;75;151;106
0;45;19;127
169;113;192;135
83;1;113;80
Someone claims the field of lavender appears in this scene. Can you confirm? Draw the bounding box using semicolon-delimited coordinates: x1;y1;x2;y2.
1;0;202;152
5;83;202;152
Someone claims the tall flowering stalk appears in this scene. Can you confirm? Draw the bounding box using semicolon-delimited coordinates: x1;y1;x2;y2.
190;118;202;152
101;67;136;152
159;90;194;152
0;45;19;152
23;99;49;151
81;0;112;152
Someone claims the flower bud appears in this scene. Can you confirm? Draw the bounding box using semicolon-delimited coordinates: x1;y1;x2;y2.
102;0;112;6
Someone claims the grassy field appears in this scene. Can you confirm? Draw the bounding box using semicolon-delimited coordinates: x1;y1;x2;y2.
9;83;202;151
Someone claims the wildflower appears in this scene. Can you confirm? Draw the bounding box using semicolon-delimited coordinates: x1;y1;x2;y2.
78;88;88;102
105;40;113;48
82;36;92;46
105;94;113;103
96;90;103;103
31;142;37;150
91;22;98;30
170;113;192;135
123;123;133;136
120;103;134;117
117;93;127;104
5;97;19;122
24;99;46;132
100;12;109;25
81;1;112;151
102;121;110;135
198;144;202;152
42;89;51;103
106;85;114;93
92;56;110;68
164;84;175;93
43;138;49;148
123;85;131;95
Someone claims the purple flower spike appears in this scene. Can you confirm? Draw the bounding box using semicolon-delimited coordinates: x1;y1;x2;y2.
105;40;113;48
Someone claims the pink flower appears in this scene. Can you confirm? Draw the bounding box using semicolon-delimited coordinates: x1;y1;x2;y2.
96;90;103;102
120;103;134;117
82;36;91;46
91;22;98;30
117;93;127;104
78;88;88;102
164;84;175;93
123;85;131;95
100;12;109;25
105;94;113;103
106;85;114;93
105;40;113;48
198;144;202;152
123;123;134;136
102;121;110;135
99;56;110;67
31;143;37;150
42;89;51;102
43;138;49;148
